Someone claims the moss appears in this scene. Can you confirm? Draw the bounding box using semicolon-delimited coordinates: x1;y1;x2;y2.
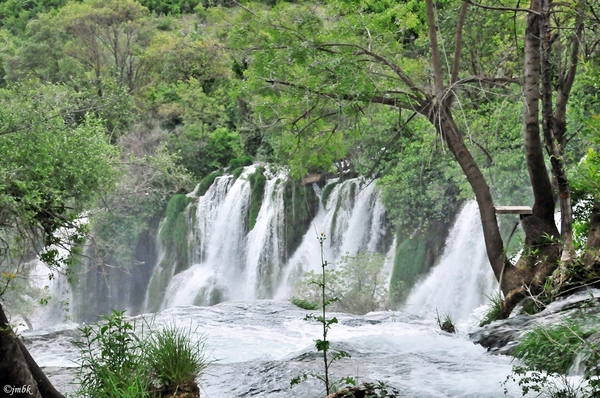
389;209;459;306
232;167;244;180
282;178;319;260
197;170;223;196
389;235;428;304
161;194;193;275
321;181;339;209
248;166;267;231
228;156;253;170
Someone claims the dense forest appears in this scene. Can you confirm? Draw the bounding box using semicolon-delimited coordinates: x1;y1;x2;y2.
0;0;599;395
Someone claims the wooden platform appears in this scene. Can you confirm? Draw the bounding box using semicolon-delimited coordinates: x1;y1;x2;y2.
494;206;533;215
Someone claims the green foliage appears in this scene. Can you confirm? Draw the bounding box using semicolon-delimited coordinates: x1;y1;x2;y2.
248;166;267;231
506;316;600;397
144;324;210;394
90;141;193;270
0;82;117;309
168;124;244;179
290;297;319;310
228;156;254;170
74;310;211;398
0;0;68;33
389;235;427;304
512;320;595;375
75;310;150;398
160;194;193;274
436;311;456;334
321;181;339;210
379;121;462;232
232;167;245;180
197;170;223;196
138;0;201;15
479;294;503;327
282;178;318;259
294;252;389;315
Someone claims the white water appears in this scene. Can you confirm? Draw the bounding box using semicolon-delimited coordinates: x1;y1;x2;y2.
150;173;392;309
21;196;528;397
275;179;390;298
404;201;497;321
27;301;528;397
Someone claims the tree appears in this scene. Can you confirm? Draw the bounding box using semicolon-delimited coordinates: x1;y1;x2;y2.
0;82;118;397
218;0;599;315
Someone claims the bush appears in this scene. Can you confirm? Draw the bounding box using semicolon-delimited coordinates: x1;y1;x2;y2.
436;311;456;334
506;317;600;397
74;310;150;398
293;253;389;315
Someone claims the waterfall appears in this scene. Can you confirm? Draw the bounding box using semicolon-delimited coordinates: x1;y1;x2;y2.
403;201;497;320
144;169;394;311
274;179;393;299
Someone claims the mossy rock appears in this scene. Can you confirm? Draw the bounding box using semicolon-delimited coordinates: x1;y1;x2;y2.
282;178;319;260
247;166;267;231
197;170;223;196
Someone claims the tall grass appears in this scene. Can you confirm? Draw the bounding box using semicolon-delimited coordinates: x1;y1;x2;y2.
145;324;211;395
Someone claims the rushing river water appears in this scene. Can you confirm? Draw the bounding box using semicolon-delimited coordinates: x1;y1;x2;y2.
23;299;530;397
19;197;531;396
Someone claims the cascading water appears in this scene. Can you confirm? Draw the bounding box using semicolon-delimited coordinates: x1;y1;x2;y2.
275;179;393;299
403;201;497;320
144;167;394;311
22;178;532;397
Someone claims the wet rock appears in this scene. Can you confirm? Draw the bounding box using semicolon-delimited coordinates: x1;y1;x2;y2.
469;289;600;354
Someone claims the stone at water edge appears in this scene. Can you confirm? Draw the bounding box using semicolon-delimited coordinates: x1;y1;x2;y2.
326;383;398;398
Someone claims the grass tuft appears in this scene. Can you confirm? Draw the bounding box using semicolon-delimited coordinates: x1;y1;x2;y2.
479;293;503;327
145;324;211;394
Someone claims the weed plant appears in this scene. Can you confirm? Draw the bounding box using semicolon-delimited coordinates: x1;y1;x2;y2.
291;233;350;396
512;321;591;374
291;234;401;397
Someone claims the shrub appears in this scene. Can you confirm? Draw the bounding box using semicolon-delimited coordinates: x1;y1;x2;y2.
293;252;389;315
506;317;600;397
74;310;150;398
512;320;592;374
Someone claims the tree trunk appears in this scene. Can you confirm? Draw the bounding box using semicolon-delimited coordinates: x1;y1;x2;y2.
0;303;64;398
584;199;600;272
